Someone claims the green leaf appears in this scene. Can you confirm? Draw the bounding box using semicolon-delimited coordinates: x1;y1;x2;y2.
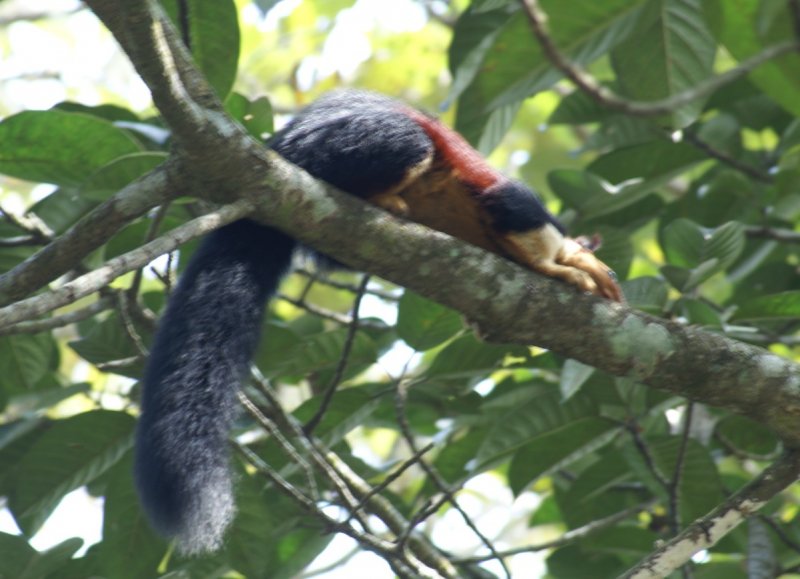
55;102;141;123
549;87;610;125
0;533;83;579
27;188;96;235
161;0;241;100
547;544;626;578
477;386;600;467
225;93;274;139
274;329;378;381
0;110;141;186
448;4;516;103
9;410;135;535
677;297;722;327
611;0;716;128
660;219;745;290
588;140;706;185
99;454;166;579
453;0;647;147
661;218;706;267
548;167;669;222
620;277;669;314
8;383;90;416
715;415;779;456
560;359;595;401
79;153;166;202
397;291;462;351
623;436;724;521
425;334;526;382
0;334;59;399
709;0;800;117
69;313;147;378
548;169;612;211
507;417;618;494
291;388;380;445
732;291;800;321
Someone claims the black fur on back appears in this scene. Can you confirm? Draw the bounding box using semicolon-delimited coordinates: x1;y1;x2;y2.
269;90;433;197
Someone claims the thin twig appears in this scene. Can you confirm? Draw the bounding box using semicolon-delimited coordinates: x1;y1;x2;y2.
276;293;384;330
237;389;320;502
346;442;436;522
295;268;399;301
458;498;658;563
682;132;772;183
759;514;800;553
129;202;172;299
0;205;54;241
395;379;512;579
247;371;455;577
744;226;800;244
115;292;149;357
626;419;671;490
304;274;371;434
233;442;428;577
0;296;114;336
248;373;373;532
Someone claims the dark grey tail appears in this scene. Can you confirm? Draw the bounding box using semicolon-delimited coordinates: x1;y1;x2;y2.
134;219;294;554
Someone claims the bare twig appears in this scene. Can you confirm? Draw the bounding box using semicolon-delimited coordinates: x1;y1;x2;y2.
276;293;384;330
0;235;48;248
668;403;694;535
247;372;456;577
626;419;670;490
128;202;172;299
305;274;370;434
233;442;429;577
759;514;800;553
346;442;436;522
458;498;658;563
669;403;695;579
395;379;511;578
0;205;54;242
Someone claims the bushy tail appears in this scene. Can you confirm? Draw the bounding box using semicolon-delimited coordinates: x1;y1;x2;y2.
134;220;295;554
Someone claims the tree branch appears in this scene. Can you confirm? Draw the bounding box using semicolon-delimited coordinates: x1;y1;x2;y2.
0;199;255;328
621;450;800;578
0;163;175;306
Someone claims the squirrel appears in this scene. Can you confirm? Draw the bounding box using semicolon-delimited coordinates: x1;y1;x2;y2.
134;90;623;554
